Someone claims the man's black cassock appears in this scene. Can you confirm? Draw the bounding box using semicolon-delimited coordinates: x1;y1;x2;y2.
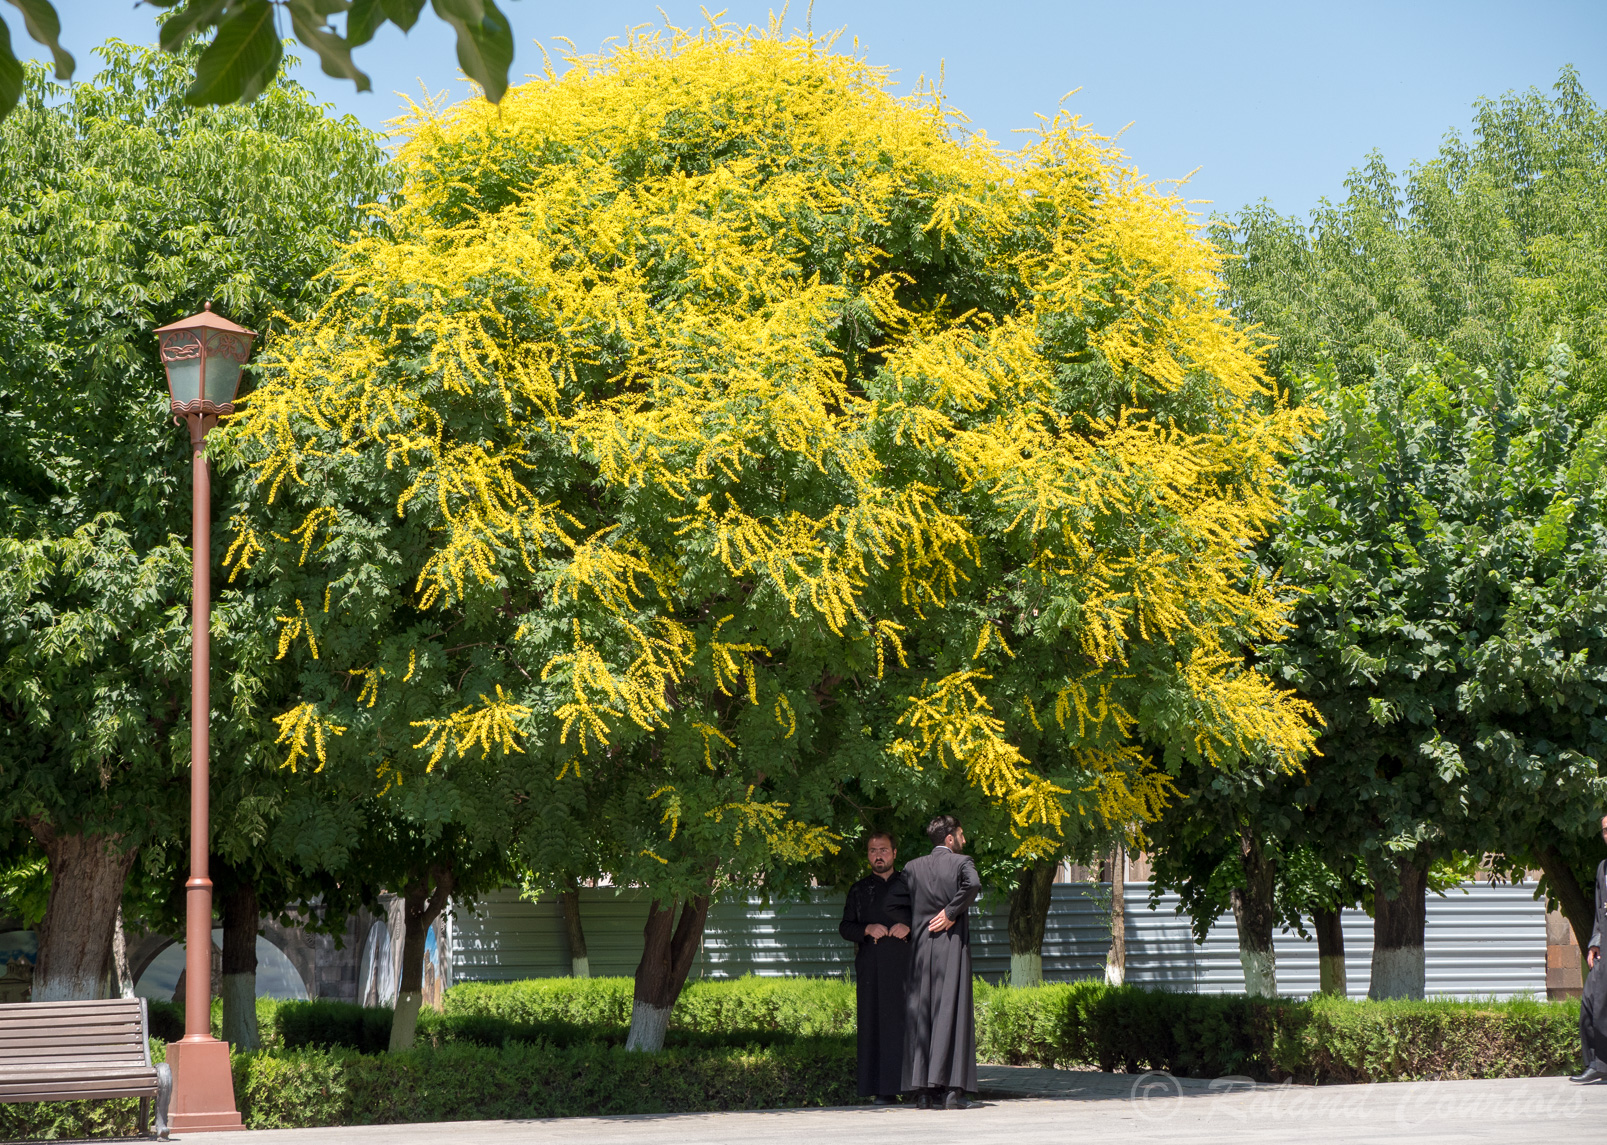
839;871;912;1097
900;845;982;1094
1582;859;1607;1069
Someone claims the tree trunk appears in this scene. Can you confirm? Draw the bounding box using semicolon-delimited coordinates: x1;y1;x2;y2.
389;866;454;1052
1230;826;1277;997
220;874;260;1050
1104;847;1126;987
1535;844;1594;959
1369;855;1427;1000
1008;859;1058;987
625;894;709;1052
1313;907;1346;996
30;825;135;1002
560;883;590;978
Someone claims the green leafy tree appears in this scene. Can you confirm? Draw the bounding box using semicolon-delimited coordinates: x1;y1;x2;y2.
0;41;389;1000
0;0;517;118
1261;351;1607;997
1216;67;1607;413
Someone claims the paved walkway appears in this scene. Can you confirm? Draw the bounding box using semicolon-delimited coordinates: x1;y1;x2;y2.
178;1070;1607;1145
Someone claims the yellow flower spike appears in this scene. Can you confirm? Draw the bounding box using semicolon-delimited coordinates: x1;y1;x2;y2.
273;703;347;773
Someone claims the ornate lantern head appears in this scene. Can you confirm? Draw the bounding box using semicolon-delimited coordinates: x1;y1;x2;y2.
155;303;257;417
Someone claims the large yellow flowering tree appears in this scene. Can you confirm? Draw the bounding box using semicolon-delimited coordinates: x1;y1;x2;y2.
229;21;1318;1047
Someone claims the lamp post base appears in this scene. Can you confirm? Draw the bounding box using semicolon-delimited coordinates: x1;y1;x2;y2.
165;1038;243;1133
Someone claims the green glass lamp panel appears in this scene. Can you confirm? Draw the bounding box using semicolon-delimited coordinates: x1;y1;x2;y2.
166;356;204;405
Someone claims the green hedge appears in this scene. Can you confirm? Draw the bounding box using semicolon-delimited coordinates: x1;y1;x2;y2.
273;996;819;1052
0;978;1585;1137
443;975;856;1036
971;981;1579;1082
237;1039;856;1126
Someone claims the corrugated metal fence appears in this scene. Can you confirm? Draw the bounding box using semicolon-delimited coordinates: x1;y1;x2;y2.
450;881;1546;999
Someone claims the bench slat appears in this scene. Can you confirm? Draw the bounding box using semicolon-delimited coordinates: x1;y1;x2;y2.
0;1007;144;1021
0;1066;159;1079
0;1028;146;1042
0;1047;146;1053
0;1014;145;1030
0;1080;159;1101
0;1050;149;1065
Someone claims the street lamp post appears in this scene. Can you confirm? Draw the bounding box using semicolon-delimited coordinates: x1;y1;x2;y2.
155;303;254;1135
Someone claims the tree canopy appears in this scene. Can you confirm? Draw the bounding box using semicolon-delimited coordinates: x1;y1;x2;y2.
0;40;390;996
1216;68;1607;415
229;21;1318;939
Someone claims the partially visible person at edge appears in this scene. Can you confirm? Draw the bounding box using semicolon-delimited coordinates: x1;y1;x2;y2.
901;813;981;1110
839;831;913;1104
1571;814;1607;1084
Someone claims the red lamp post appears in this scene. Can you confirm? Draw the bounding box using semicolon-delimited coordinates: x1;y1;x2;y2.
155;303;254;1134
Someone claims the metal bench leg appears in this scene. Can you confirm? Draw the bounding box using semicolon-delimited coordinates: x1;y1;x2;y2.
154;1062;173;1140
139;1095;150;1137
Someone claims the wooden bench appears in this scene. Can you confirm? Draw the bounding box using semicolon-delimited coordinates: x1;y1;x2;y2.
0;998;172;1138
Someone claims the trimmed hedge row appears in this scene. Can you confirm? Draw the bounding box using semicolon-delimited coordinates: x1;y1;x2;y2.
237;1039;857;1127
444;975;856;1036
274;997;812;1053
450;976;1582;1083
0;978;1584;1138
972;980;1578;1082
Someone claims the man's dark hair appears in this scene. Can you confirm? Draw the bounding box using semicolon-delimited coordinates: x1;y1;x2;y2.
926;814;960;848
867;830;897;850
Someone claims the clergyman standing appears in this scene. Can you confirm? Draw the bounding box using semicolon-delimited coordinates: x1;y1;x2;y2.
1571;814;1607;1083
839;831;912;1104
901;813;981;1110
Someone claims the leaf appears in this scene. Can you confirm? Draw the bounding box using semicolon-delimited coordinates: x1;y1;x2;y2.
0;20;22;120
345;0;384;47
286;0;371;91
431;0;512;103
4;0;73;79
380;0;426;32
159;0;231;53
185;0;283;105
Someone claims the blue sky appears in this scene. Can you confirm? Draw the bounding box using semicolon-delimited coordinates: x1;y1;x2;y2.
12;1;1604;221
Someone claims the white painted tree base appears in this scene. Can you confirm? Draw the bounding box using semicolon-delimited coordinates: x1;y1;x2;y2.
624;1002;672;1052
32;972;101;1003
389;990;423;1051
1104;958;1125;987
1369;946;1425;1000
1318;954;1348;997
1239;948;1277;997
570;956;590;979
1010;952;1043;988
220;973;260;1050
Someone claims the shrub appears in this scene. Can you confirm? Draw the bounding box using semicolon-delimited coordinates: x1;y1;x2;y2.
443;975;857;1037
974;979;1097;1068
146;999;184;1043
444;976;634;1027
236;1039;858;1127
1283;994;1578;1083
274;999;394;1053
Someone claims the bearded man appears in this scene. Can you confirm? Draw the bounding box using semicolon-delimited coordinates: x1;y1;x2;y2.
839;831;912;1103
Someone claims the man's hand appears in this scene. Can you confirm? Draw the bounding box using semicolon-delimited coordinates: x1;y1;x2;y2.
1591;946;1599;969
890;923;910;940
927;911;955;934
865;923;889;943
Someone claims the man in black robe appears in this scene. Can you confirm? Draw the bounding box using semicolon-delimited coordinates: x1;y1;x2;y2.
839;831;912;1103
901;813;981;1110
1572;815;1607;1083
